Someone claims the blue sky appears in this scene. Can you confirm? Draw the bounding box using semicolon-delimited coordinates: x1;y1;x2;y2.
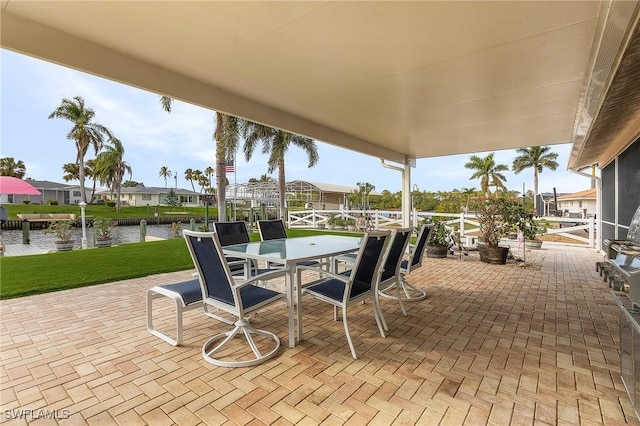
1;49;594;195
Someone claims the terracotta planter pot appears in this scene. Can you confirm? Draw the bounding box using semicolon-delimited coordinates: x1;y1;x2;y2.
426;244;448;258
478;245;509;265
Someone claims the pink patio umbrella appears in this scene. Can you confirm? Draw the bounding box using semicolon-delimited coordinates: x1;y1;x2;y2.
0;176;41;195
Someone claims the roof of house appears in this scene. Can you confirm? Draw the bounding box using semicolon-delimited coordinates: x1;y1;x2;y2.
556;188;597;200
24;179;76;190
290;180;381;196
98;186;200;195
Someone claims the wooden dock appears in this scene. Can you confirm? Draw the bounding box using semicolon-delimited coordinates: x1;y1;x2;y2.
1;243;50;257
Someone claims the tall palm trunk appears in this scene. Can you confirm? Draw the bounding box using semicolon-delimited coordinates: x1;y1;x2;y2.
91;179;97;203
533;170;539;211
115;172;123;212
77;145;88;204
277;158;286;221
215;143;226;222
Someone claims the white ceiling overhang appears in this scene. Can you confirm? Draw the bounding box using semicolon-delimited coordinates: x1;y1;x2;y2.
1;1;638;168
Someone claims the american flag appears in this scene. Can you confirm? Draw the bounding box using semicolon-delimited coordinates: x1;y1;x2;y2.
225;159;235;173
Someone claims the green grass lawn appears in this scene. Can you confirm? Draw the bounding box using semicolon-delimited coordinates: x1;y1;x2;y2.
2;203;216;219
0;229;362;299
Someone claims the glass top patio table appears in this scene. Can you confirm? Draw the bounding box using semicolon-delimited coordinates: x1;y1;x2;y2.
223;235;361;264
223;235;361;347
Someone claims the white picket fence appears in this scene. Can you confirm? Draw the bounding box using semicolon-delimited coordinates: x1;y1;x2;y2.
288;209;596;247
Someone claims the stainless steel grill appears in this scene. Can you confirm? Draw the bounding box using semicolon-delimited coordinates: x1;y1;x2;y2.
597;205;640;304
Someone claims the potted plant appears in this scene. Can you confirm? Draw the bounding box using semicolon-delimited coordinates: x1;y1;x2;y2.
346;218;356;231
327;214;337;230
518;213;546;249
425;219;449;258
500;211;547;250
93;218;114;247
473;196;520;264
44;220;75;251
170;221;183;239
334;217;346;230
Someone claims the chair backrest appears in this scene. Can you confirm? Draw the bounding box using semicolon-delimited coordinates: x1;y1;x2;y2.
348;231;391;299
257;219;287;241
408;224;433;271
381;227;413;282
212;221;250;246
182;230;238;310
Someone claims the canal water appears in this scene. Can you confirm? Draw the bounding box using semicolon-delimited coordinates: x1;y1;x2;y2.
0;223;187;251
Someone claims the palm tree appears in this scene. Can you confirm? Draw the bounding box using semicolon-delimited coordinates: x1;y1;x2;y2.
184;168;196;192
460;187;477;212
196;174;209;193
192;170;204;192
48;96;112;203
204;166;214;189
0;157;26;178
512;146;559;210
95;137;132;211
160;96;243;221
62;160;99;202
243;123;319;220
464;153;508;198
214;112;246;221
62;162;81;182
357;182;375;209
158;166;172;187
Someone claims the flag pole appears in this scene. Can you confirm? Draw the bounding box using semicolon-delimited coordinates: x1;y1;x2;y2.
233;153;237;221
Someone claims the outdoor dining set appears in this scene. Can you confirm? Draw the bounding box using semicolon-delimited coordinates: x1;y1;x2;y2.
147;220;433;368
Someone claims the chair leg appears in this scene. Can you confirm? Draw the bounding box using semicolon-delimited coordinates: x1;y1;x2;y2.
397;275;428;301
201;318;280;368
147;289;202;346
373;292;389;333
372;296;386;338
378;279;409;315
342;307;357;359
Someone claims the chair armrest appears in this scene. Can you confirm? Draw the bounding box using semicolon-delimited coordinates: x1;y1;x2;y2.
234;268;288;289
296;265;350;283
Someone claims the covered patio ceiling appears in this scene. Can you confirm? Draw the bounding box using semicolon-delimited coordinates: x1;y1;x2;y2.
1;1;639;169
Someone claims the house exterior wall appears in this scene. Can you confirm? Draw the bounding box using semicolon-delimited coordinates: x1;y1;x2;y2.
0;188;90;205
118;193;158;207
318;192;345;210
114;192;200;207
556;199;597;217
601;137;640;246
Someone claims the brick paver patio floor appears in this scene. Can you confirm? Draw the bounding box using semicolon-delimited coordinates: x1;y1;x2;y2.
1;244;638;425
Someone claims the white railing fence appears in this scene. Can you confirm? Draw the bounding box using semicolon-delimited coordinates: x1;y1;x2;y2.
288;209;596;247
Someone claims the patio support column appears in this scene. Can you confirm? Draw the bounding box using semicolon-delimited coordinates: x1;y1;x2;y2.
401;157;412;228
380;156;413;228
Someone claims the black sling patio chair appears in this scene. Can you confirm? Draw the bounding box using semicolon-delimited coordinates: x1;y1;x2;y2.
376;227;414;323
257;219;322;269
183;230;287;368
212;221;260;277
256;219;287;241
379;224;433;303
297;230;391;359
